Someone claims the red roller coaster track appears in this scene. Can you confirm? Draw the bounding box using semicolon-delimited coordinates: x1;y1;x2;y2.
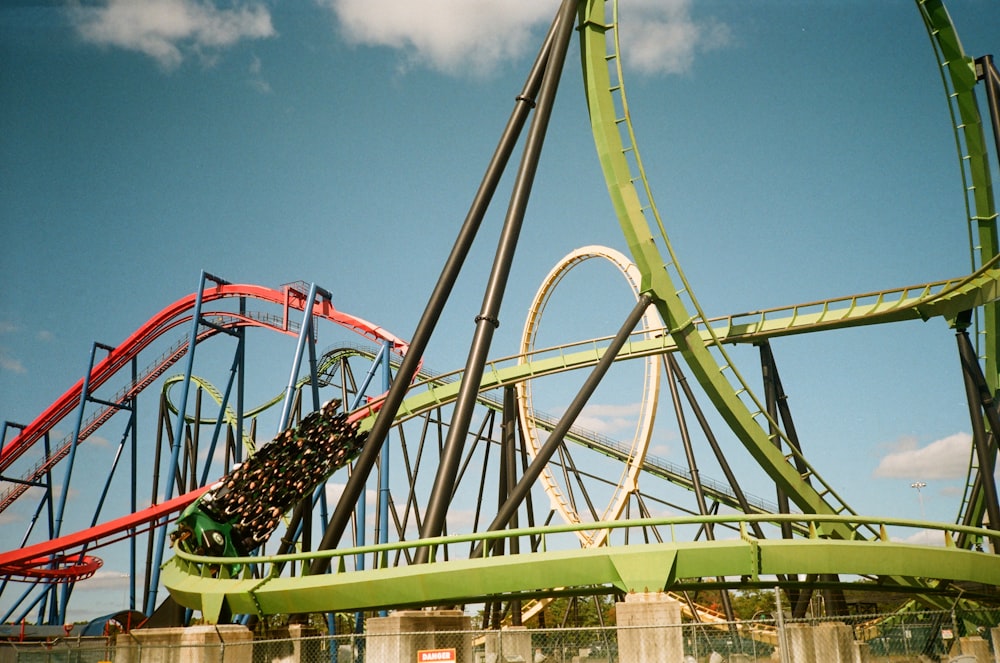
1;282;407;473
0;281;409;583
0;487;209;582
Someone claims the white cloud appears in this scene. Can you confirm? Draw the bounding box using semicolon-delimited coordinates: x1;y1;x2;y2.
320;0;553;76
618;0;731;76
325;481;346;504
0;349;26;375
873;432;972;480
70;0;276;70
893;528;946;547
324;482;376;511
432;508;477;535
0;510;24;526
87;434;112;448
248;54;271;93
69;0;730;77
584;403;643;418
319;0;729;78
648;443;672;457
575;402;644;436
74;570;135;591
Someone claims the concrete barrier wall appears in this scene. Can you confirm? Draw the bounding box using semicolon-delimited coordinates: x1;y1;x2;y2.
615;592;683;663
366;609;472;663
114;625;252;663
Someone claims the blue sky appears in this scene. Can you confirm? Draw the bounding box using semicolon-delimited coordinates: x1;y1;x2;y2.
2;0;1000;621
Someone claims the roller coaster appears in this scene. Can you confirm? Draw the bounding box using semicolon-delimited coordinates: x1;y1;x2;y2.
3;0;1000;631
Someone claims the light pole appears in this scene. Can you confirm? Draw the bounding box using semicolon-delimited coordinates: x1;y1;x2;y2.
911;481;927;520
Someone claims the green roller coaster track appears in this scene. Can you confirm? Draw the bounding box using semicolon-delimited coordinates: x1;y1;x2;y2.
365;261;1000;436
164;0;1000;621
578;0;998;542
162;515;1000;623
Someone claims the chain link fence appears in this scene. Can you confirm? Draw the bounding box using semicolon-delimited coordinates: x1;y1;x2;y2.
0;637;112;663
2;608;997;663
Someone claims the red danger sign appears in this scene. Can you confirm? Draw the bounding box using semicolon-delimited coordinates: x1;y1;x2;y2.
417;649;456;663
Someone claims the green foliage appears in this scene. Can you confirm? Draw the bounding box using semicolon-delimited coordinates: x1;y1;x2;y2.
519;590;777;627
523;595;618;628
730;590;777;620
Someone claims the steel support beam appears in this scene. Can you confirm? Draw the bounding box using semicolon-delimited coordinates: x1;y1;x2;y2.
975;55;1000;171
665;354;734;622
956;326;1000;549
146;270;229;615
471;294;654;557
416;0;579;560
666;354;765;539
309;8;563;574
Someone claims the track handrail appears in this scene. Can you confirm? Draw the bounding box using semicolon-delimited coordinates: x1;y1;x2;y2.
169;513;999;570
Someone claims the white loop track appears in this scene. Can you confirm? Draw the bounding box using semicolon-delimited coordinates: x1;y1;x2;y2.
516;245;661;547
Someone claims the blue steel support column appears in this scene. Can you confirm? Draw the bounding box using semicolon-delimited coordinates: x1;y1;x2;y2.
0;421;24;443
53;343;112;537
349;343;386;630
301;293;325;556
348;345;385;411
0;582;24;622
353;493;365;634
377;339;391;617
4;584;47;624
0;421;25;457
269;285;327;575
145;270;226;616
58;410;136;617
54;340;113;623
351;341;389;633
378;339;391;553
44;433;54;553
129;357;138;611
41;432;54;624
90;417;134;521
235;298;246;465
0;424;30;614
277;283;329;434
0;425;43;559
353;465;366;633
346;344;388;553
199;346;243;486
306;310;322;411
